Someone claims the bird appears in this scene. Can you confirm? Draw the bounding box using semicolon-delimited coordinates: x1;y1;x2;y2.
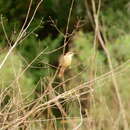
58;52;74;77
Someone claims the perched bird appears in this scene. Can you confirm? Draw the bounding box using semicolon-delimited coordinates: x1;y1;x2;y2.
58;52;74;77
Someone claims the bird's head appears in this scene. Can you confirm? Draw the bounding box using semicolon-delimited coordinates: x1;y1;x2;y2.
65;52;74;57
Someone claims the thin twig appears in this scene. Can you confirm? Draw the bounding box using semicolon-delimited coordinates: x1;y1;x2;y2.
72;94;83;130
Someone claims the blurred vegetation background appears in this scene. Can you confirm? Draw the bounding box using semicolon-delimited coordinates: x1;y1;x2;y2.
0;0;130;129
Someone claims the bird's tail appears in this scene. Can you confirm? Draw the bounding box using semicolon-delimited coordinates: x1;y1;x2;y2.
58;67;65;78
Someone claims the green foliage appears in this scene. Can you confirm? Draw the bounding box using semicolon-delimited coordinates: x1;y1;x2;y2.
109;34;130;63
72;31;106;81
0;51;35;103
74;31;93;62
107;34;130;102
19;35;63;83
93;34;130;124
72;30;130;114
101;2;130;40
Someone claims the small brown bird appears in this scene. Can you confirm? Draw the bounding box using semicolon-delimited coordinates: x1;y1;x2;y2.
58;52;74;77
